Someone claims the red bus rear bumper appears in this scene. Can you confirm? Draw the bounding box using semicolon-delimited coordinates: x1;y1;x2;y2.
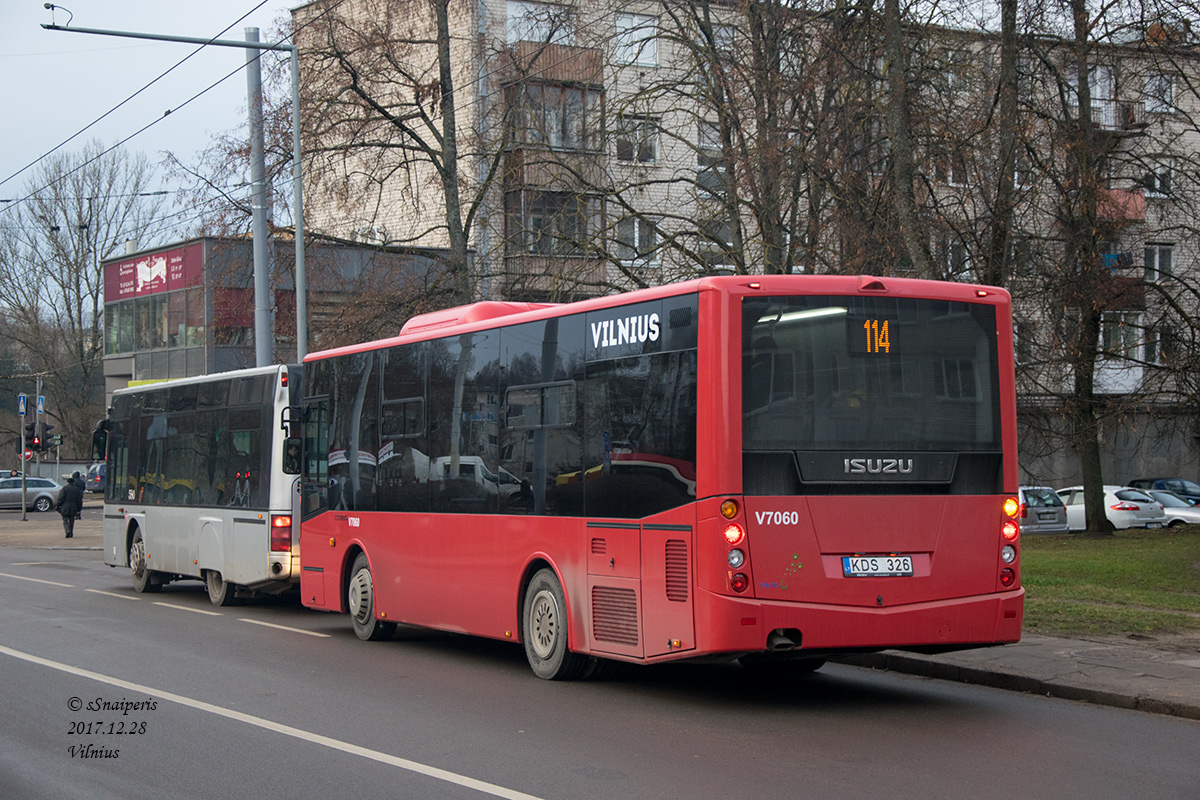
689;586;1024;659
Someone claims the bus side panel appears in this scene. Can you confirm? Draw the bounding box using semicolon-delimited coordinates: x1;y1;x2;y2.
103;512;128;568
369;513;587;641
299;512;344;612
230;516;269;585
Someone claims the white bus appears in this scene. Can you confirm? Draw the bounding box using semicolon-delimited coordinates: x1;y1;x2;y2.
100;365;303;605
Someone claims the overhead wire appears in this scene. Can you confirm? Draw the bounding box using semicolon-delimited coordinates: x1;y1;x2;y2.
0;0;274;209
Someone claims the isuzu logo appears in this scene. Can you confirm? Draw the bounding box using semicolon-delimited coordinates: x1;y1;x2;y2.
843;457;914;475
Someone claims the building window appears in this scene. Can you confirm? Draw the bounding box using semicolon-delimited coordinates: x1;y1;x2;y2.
1145;73;1174;113
1145;325;1174;365
507;1;573;45
509;83;602;151
1144;243;1173;282
933;152;967;186
698;217;735;270
1143;159;1172;198
616;216;658;265
697;120;726;200
1010;237;1033;277
615;13;658;66
935;235;969;278
506;191;597;255
1101;311;1141;361
615;115;657;163
1013;319;1032;365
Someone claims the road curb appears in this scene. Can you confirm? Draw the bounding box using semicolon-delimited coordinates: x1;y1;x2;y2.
836;651;1200;721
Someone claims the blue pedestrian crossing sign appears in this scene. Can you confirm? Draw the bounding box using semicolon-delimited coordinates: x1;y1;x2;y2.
17;394;26;416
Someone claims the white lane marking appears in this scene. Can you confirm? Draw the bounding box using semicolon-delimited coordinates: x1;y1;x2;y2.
238;618;332;638
0;571;74;588
0;643;545;800
152;602;222;616
86;589;138;601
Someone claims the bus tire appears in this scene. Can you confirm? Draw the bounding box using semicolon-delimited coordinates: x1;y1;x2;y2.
522;568;590;680
205;570;237;607
129;528;161;594
348;553;395;641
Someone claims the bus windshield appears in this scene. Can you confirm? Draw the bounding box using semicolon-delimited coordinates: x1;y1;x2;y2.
743;295;1002;494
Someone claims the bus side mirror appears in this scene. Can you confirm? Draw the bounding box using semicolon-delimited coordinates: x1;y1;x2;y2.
282;437;302;475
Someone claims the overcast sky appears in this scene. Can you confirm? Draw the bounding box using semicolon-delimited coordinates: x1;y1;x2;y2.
0;0;295;234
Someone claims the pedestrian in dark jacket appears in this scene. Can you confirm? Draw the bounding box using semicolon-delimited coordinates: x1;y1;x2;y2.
57;473;84;539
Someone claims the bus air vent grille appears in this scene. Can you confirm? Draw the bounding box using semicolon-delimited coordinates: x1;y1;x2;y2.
591;537;607;554
665;539;689;602
591;586;639;646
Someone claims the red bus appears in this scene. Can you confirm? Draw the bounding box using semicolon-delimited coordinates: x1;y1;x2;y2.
297;275;1022;679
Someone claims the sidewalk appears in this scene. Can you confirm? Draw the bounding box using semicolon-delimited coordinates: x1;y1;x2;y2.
2;507;1198;720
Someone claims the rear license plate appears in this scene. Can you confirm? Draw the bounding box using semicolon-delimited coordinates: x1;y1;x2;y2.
842;555;913;577
1038;512;1056;520
1147;522;1162;529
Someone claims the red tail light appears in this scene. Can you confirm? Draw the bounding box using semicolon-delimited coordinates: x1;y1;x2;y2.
730;573;749;593
999;568;1015;587
1110;502;1140;511
1019;503;1028;519
270;515;292;552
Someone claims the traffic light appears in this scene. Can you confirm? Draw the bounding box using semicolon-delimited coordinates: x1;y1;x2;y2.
38;422;54;450
24;423;37;452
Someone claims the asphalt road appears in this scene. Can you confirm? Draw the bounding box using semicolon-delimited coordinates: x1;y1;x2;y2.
2;539;1198;800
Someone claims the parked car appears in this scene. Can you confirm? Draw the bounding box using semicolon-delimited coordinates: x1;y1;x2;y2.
1018;486;1069;534
1127;478;1200;505
0;476;63;512
1145;490;1200;527
1055;485;1166;532
86;462;105;494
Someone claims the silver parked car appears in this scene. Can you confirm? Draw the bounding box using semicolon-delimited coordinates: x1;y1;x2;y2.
1018;486;1068;534
0;476;63;512
1146;490;1200;527
1056;485;1166;532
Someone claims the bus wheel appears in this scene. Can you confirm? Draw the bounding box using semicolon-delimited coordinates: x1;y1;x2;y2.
522;568;590;680
205;570;237;607
129;528;161;594
348;553;395;641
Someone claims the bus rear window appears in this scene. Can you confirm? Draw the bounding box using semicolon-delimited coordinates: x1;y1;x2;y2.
742;295;1002;494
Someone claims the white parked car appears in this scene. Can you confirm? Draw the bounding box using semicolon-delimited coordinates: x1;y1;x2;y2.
1055;485;1166;532
1146;490;1200;527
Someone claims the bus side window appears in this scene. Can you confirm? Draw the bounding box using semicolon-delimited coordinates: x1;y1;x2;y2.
283;437;301;475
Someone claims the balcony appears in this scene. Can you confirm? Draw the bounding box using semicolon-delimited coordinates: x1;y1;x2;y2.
1068;99;1147;138
501;41;602;86
1097;187;1146;222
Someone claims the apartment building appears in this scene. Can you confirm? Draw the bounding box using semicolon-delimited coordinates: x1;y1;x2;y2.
292;0;1200;483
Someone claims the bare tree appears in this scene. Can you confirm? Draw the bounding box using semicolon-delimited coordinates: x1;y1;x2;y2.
0;142;164;457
